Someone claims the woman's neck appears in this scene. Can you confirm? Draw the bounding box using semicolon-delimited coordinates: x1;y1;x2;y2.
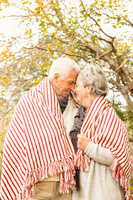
84;94;97;109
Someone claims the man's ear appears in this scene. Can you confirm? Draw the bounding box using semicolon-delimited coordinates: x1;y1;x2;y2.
53;73;60;80
52;73;60;84
51;73;60;86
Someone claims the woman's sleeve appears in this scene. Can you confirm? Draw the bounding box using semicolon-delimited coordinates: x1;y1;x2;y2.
84;142;113;166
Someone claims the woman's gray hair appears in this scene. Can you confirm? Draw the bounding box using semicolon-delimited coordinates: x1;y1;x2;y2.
80;63;108;96
48;56;80;80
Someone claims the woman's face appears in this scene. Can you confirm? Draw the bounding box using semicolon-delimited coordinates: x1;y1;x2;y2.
74;76;90;106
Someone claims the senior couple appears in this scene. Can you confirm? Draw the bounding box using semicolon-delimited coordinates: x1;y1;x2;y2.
0;56;131;200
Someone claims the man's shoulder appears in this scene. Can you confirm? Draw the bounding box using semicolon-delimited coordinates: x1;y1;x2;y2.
16;91;33;109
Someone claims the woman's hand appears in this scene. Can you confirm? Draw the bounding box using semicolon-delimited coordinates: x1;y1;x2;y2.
77;134;90;151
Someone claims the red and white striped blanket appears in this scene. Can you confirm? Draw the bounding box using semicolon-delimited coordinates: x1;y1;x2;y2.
0;78;75;200
75;96;132;200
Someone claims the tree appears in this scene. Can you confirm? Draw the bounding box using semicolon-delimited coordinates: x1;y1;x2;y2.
33;0;133;110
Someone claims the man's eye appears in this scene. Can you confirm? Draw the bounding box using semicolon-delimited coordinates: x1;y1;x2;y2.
72;81;76;84
69;81;74;85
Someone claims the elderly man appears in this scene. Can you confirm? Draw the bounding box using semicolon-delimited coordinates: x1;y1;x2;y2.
0;56;80;200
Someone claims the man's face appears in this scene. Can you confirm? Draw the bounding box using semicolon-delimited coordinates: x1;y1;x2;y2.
53;69;79;98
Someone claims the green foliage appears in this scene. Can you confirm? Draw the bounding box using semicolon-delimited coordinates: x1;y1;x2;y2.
130;178;133;193
113;102;133;135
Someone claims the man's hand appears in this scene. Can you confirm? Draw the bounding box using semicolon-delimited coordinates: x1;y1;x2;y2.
77;134;90;151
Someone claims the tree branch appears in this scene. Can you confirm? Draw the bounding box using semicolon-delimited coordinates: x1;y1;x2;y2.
80;0;114;40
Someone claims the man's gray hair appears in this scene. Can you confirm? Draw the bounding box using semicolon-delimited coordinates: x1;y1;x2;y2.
48;56;80;80
80;63;108;96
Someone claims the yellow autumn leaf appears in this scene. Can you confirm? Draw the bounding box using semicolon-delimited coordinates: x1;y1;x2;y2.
0;47;12;59
0;0;8;3
34;79;41;85
35;0;44;8
25;29;33;38
0;76;11;86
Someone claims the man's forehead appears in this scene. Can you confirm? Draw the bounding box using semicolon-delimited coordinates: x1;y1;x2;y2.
67;75;78;84
67;69;79;78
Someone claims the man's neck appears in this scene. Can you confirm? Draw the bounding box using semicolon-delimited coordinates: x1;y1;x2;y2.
58;96;69;113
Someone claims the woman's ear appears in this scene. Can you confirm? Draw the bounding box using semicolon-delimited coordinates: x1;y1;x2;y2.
86;85;95;94
90;86;95;94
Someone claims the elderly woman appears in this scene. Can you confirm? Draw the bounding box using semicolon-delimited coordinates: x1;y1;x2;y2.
64;63;131;200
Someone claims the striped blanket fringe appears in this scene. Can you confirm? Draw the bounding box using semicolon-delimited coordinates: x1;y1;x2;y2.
16;157;75;200
111;158;132;200
74;151;90;172
75;150;133;200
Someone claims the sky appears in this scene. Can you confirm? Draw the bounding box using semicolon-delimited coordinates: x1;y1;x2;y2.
0;3;39;50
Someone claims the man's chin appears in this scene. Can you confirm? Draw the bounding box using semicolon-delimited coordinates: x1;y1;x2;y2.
57;90;70;99
62;91;70;97
58;94;69;100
